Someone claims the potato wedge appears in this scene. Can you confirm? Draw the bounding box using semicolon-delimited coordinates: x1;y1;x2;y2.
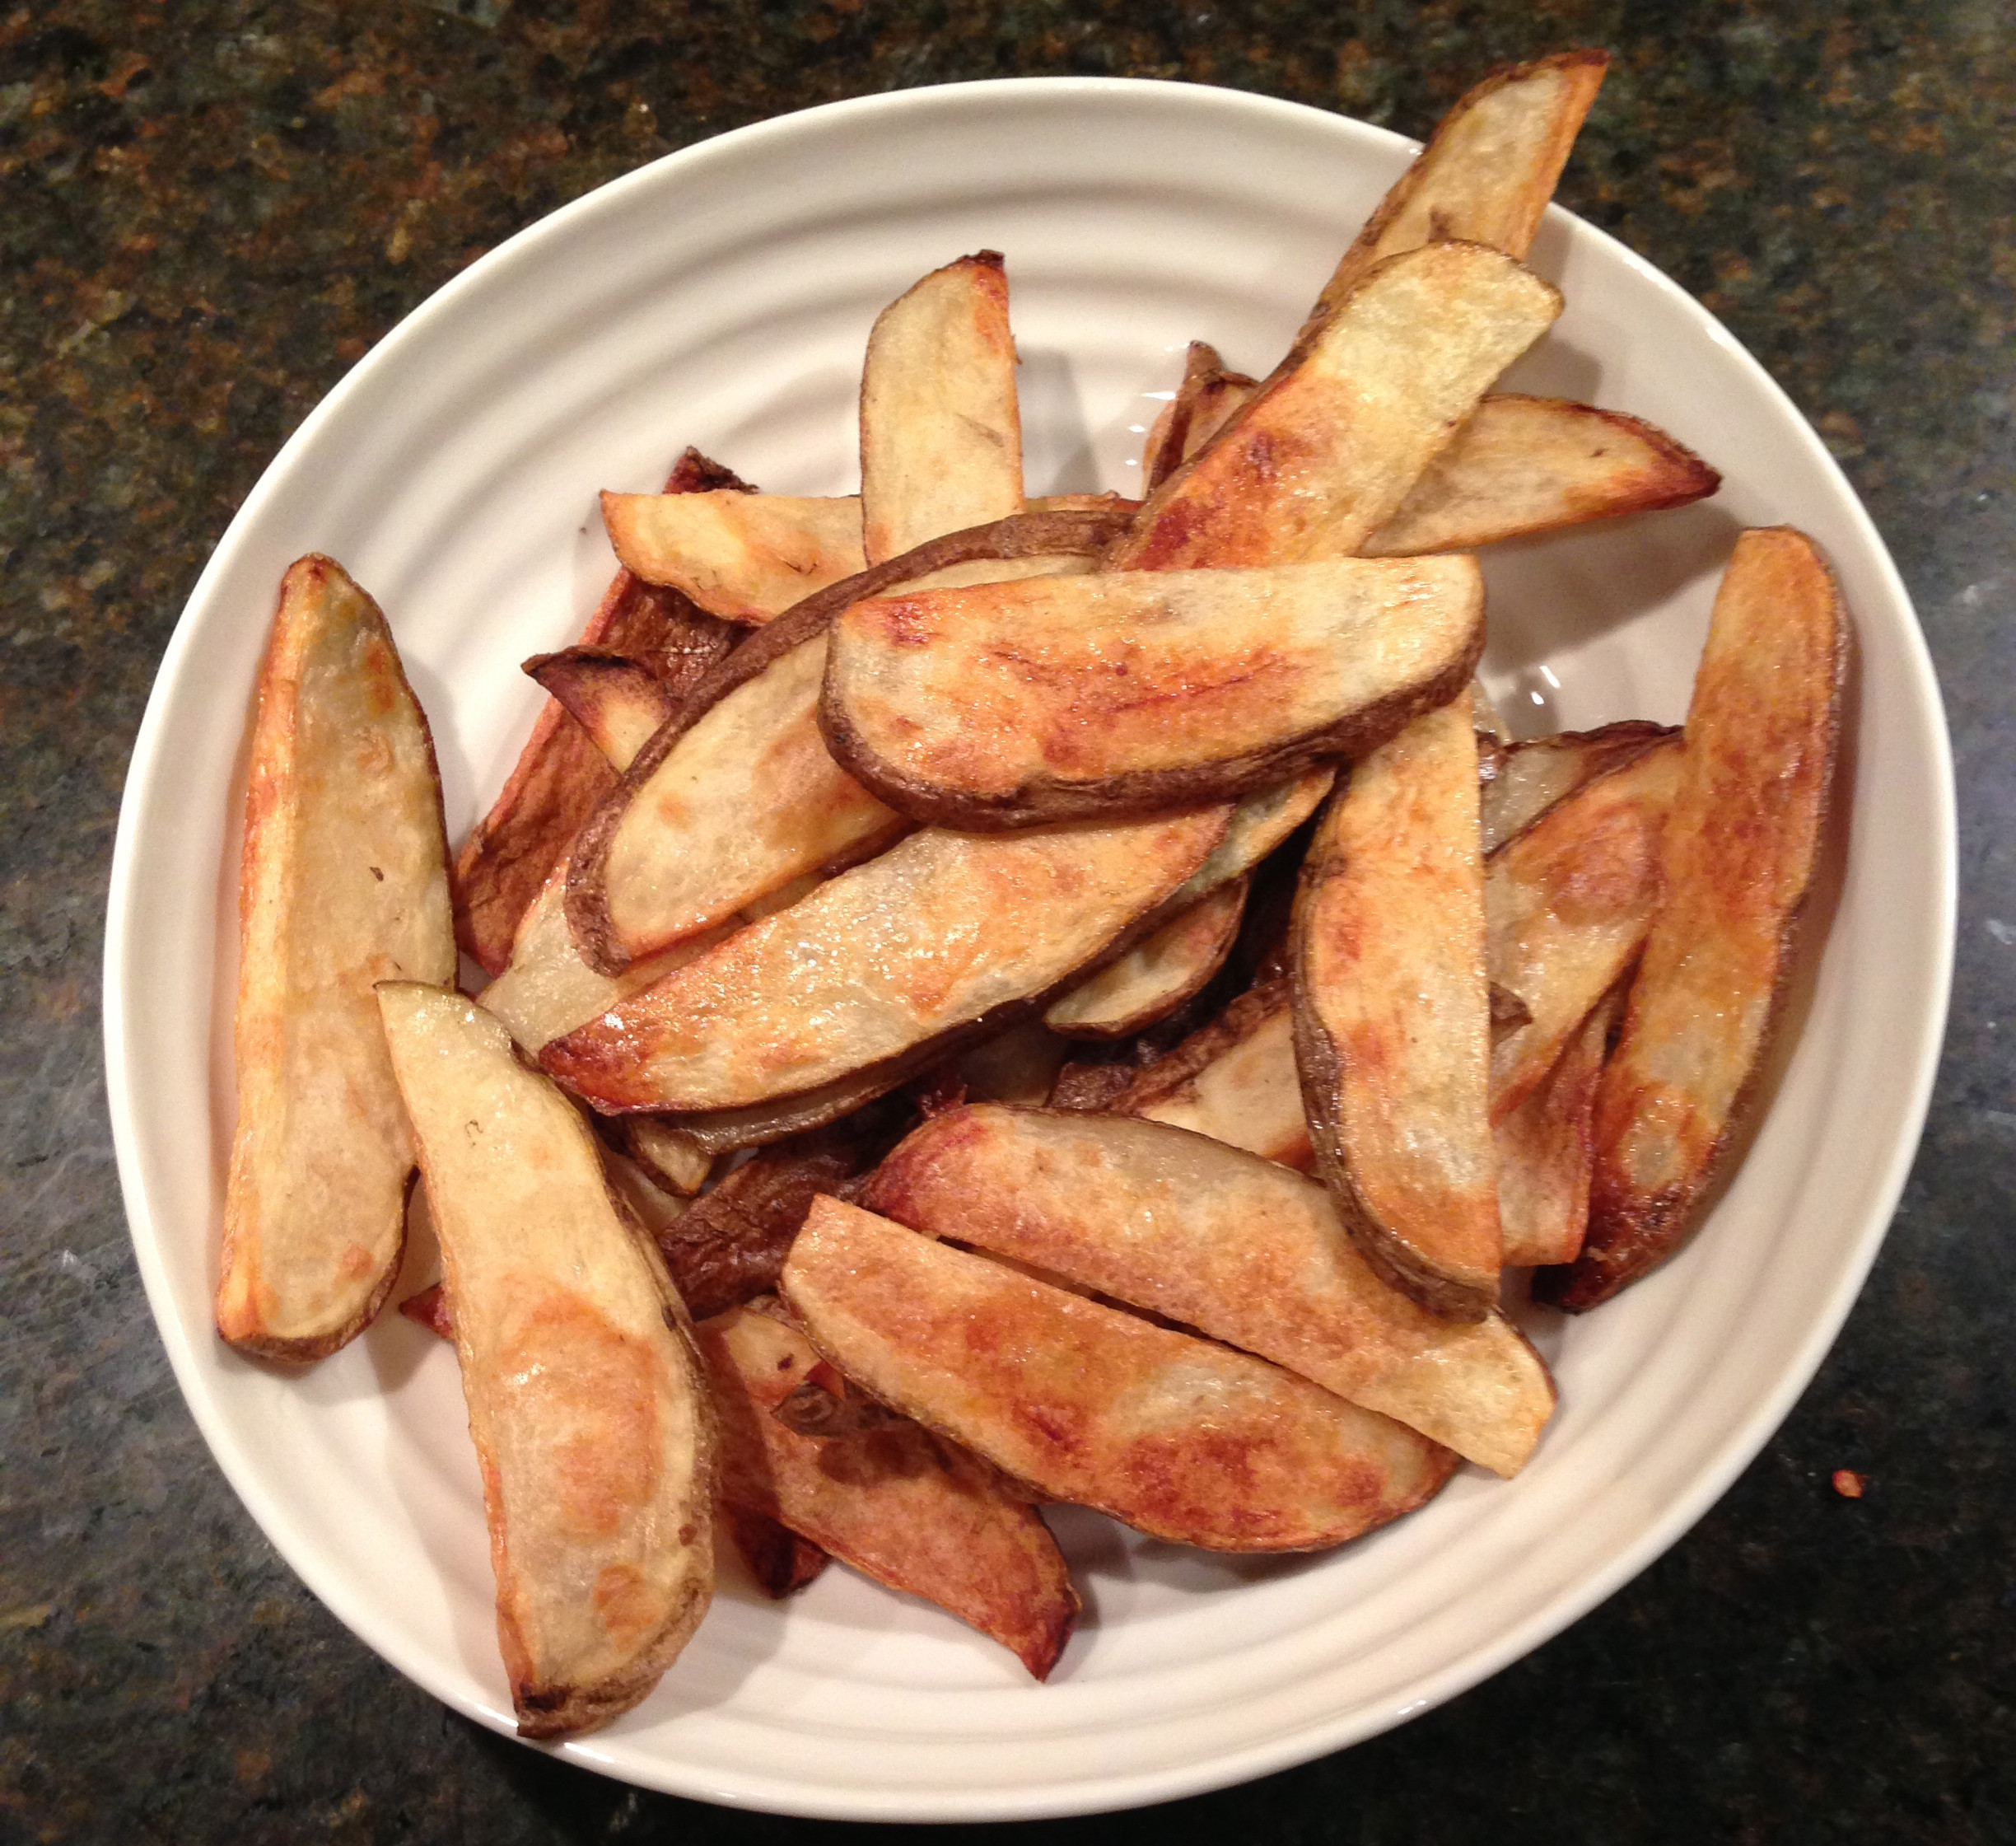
1362;397;1720;557
454;451;739;974
524;648;679;769
376;984;713;1739
822;556;1484;827
1539;529;1846;1309
1113;976;1312;1169
861;252;1024;564
1497;984;1622;1268
865;1107;1555;1475
1044;875;1247;1039
216;556;455;1361
566;507;1134;974
1486;736;1683;1120
1481;719;1678;855
602;491;869;624
782;1198;1457;1549
542;805;1228;1113
621;1117;714;1195
1294;700;1500;1319
1108;243;1561;571
1307;50;1608;326
698;1305;1076;1677
955;1018;1073;1107
1140;342;1258;490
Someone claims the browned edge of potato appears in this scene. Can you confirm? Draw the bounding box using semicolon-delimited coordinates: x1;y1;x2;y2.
864;1106;1555;1476
524;648;679;770
1043;874;1248;1039
1293;700;1500;1320
454;449;741;974
821;556;1485;829
563;505;1134;976
782;1197;1458;1549
1538;527;1847;1311
376;984;715;1738
697;1304;1077;1677
1141;341;1260;490
217;555;455;1362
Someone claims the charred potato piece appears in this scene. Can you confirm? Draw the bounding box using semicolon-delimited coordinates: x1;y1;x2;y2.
217;556;455;1361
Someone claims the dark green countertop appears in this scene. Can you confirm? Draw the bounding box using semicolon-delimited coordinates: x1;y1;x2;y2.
6;3;2012;1841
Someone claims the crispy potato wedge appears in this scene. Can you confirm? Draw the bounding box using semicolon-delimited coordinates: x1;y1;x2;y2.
1113;976;1312;1169
1294;700;1500;1319
1497;984;1622;1268
1481;719;1678;855
543;805;1227;1113
567;507;1134;974
823;556;1484;827
1140;342;1258;490
1362;396;1720;557
1307;50;1608;326
524;648;679;769
861;252;1024;565
698;1305;1076;1676
1044;875;1247;1039
216;556;455;1361
455;451;740;974
782;1199;1457;1549
1487;736;1683;1120
1108;243;1561;571
866;1107;1555;1474
1540;529;1846;1310
602;491;869;624
376;984;713;1739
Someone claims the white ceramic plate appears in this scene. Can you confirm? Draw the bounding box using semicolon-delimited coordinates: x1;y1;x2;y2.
105;77;1953;1821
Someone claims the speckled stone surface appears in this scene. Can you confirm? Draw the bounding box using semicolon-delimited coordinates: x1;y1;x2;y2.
4;2;2011;1840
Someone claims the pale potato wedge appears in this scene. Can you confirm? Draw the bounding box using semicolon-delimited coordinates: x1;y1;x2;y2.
1294;700;1500;1320
1496;984;1622;1268
376;984;713;1739
698;1305;1076;1677
1307;50;1608;325
1362;396;1720;557
454;450;740;974
602;491;869;624
1113;977;1312;1169
1043;875;1247;1040
542;805;1228;1113
524;648;679;768
782;1198;1457;1549
1139;341;1258;490
822;556;1484;827
1108;243;1561;571
621;1117;714;1195
865;1107;1555;1475
1540;528;1846;1310
216;556;455;1362
861;252;1024;564
1481;719;1678;855
1486;736;1683;1120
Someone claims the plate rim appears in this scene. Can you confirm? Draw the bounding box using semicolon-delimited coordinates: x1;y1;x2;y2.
101;72;1957;1821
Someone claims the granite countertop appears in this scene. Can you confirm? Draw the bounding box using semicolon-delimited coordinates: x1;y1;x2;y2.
5;2;2011;1840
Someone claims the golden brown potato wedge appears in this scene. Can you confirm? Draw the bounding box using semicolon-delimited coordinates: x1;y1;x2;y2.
376;984;713;1739
216;556;455;1362
454;451;740;975
1108;243;1561;571
697;1305;1076;1677
1294;700;1500;1320
542;805;1228;1113
1481;719;1678;855
822;556;1484;827
1113;976;1312;1169
565;507;1134;975
1539;529;1846;1310
1140;342;1258;490
602;491;869;624
782;1198;1457;1549
1043;875;1247;1039
865;1107;1555;1475
1362;396;1720;558
1306;50;1608;326
524;648;680;769
861;252;1024;565
1486;736;1683;1121
1496;984;1622;1268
